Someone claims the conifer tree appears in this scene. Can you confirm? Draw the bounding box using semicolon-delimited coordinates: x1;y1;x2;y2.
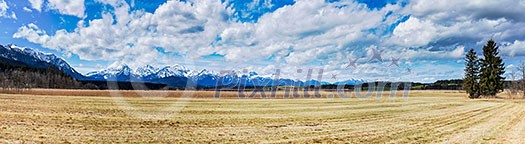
464;48;480;98
479;39;506;97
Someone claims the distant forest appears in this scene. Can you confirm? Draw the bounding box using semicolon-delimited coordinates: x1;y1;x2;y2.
0;57;82;90
318;79;463;90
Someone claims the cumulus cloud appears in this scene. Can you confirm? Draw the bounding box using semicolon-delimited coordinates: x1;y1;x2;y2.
15;0;230;66
28;0;43;12
389;17;440;47
406;0;525;23
390;16;525;50
47;0;85;18
217;0;400;64
0;0;16;19
13;0;467;67
394;0;525;48
23;7;33;12
0;0;7;14
11;0;525;81
501;40;525;57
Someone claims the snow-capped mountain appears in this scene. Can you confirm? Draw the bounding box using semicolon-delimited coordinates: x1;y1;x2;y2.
0;44;84;79
0;44;365;88
155;65;190;78
334;79;366;85
86;63;134;81
86;66;216;87
190;69;228;87
135;65;159;77
87;64;194;81
83;65;352;87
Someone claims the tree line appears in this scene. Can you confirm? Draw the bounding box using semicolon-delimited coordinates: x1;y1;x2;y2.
504;61;525;99
0;58;83;90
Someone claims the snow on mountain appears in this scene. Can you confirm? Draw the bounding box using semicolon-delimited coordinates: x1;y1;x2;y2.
86;63;135;81
87;64;192;81
84;64;367;87
106;63;132;74
135;65;159;77
155;65;190;78
185;69;219;86
0;44;366;87
0;44;84;79
334;79;366;85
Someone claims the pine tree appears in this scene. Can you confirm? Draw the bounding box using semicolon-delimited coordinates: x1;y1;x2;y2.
479;39;506;97
464;48;480;98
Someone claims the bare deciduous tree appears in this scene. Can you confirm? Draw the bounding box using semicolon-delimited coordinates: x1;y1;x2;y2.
505;71;518;99
517;61;525;98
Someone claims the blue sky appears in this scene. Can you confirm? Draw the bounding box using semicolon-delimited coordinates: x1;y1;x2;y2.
1;0;525;82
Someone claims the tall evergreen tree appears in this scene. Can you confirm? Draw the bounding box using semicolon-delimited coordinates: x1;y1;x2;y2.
479;39;506;97
464;48;480;98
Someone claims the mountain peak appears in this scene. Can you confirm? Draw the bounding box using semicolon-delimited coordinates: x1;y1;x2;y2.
137;64;157;71
6;43;17;49
107;62;131;70
165;64;188;71
155;65;189;77
0;44;83;79
249;72;258;76
198;69;215;75
135;65;159;76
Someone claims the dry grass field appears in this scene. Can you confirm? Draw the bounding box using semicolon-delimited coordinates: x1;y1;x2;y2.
0;90;524;143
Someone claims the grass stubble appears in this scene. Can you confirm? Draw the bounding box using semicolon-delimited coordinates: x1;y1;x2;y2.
0;90;524;143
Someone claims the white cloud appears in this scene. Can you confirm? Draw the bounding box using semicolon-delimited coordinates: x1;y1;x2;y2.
94;0;120;6
0;0;7;14
216;0;399;64
9;10;15;19
28;0;43;12
390;17;439;47
14;0;231;67
394;0;525;48
401;45;465;60
11;0;525;81
47;0;85;18
23;7;33;12
0;0;16;19
405;0;525;23
13;23;50;44
385;0;525;66
389;16;525;49
501;40;525;57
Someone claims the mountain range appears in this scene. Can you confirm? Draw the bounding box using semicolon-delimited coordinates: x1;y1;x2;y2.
0;44;85;79
0;44;365;88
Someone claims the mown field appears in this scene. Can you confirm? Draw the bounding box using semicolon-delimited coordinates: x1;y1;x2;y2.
0;90;524;143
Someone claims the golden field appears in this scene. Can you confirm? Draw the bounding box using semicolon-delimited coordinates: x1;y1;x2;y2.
0;90;524;143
